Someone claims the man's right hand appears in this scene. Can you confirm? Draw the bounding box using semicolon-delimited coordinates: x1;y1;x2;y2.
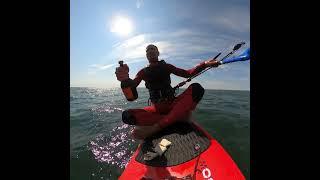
115;64;129;81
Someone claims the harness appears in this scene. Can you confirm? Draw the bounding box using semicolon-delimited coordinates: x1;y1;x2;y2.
144;60;175;104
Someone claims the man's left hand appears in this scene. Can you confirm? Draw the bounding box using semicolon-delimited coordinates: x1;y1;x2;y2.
205;59;221;68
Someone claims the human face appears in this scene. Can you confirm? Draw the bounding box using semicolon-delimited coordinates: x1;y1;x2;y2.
146;45;159;62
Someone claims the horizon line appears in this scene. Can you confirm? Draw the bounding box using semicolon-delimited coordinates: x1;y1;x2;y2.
70;86;250;91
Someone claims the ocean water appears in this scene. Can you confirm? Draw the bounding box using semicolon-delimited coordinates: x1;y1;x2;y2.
70;87;250;180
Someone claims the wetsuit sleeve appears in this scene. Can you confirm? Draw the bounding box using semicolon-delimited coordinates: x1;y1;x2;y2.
167;62;207;78
132;69;144;87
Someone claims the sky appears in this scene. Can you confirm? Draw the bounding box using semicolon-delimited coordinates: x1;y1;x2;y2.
70;0;250;90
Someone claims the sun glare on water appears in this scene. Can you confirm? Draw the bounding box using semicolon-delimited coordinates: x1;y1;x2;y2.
110;16;133;36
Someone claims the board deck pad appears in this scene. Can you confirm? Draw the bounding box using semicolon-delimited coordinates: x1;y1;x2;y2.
135;122;211;167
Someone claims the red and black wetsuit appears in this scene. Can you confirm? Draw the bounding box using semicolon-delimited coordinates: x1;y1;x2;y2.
122;60;207;128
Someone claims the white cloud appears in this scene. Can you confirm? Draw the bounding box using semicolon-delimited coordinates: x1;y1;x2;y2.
111;34;149;61
100;64;115;70
89;28;249;75
149;30;244;60
114;34;145;49
113;30;246;62
89;63;116;70
88;58;146;75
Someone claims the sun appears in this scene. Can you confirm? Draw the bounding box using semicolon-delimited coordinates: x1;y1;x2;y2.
110;16;133;36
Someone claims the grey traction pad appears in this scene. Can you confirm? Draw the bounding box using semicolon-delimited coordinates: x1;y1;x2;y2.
135;122;211;167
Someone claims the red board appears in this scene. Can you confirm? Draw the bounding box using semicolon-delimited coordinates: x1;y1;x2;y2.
119;122;245;180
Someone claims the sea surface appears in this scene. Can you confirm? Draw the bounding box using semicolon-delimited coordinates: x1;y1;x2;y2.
70;87;250;179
